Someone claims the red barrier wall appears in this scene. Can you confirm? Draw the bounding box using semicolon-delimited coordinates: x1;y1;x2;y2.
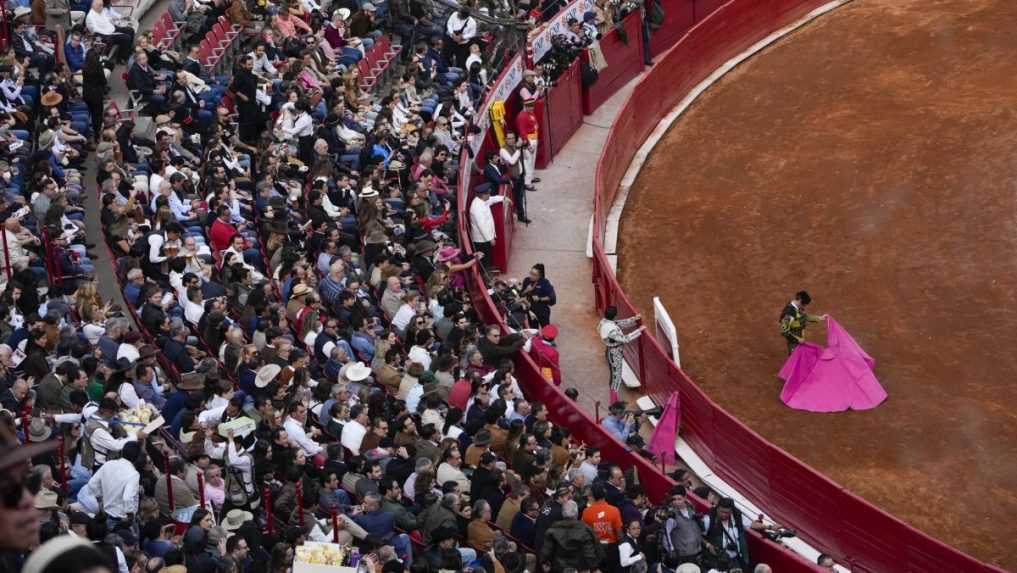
648;0;695;56
544;58;585;161
590;0;1009;571
581;10;645;114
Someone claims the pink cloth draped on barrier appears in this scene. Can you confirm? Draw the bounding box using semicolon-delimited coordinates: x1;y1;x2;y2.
647;392;680;464
778;317;888;412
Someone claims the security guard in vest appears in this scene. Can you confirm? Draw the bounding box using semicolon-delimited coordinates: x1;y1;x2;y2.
84;397;148;471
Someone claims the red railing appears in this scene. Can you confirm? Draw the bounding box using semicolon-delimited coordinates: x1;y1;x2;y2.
588;0;1009;572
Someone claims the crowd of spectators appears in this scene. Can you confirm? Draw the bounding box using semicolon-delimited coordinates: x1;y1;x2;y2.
0;0;819;571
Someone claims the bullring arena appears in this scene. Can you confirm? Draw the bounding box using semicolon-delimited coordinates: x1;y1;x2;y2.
617;0;1017;568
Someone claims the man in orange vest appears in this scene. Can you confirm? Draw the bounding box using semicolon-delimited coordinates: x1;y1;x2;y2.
515;97;540;191
582;482;623;572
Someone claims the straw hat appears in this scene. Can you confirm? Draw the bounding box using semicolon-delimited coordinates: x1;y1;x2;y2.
82;324;105;345
33;490;60;510
28;418;50;443
222;508;254;532
292;284;313;298
40;91;63;107
336;7;351;19
255;364;282;388
343;361;371;382
359;184;378;199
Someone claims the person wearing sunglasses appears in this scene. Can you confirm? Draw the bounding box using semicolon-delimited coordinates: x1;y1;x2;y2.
0;423;59;567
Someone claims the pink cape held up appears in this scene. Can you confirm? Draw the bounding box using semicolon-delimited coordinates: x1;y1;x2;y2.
778;317;888;412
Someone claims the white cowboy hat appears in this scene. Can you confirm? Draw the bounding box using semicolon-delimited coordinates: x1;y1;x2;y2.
343;361;372;382
222;508;254;532
255;364;283;388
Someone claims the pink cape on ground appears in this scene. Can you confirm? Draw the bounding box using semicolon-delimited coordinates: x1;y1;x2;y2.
778;317;888;412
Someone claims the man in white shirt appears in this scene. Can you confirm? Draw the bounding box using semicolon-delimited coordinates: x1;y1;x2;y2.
499;132;529;223
408;330;433;371
249;42;279;79
87;441;142;522
436;448;470;493
283;402;324;458
444;3;476;68
341;404;370;455
468;183;509;267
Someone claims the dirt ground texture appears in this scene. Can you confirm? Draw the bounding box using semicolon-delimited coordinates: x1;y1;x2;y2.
617;0;1017;568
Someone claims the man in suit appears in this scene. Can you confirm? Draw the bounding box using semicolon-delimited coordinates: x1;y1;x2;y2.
126;50;167;112
11;19;55;77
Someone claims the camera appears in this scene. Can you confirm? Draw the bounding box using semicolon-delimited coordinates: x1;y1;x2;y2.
763;527;797;542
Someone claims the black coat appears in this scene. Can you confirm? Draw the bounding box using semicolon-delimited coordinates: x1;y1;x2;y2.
127;63;158;96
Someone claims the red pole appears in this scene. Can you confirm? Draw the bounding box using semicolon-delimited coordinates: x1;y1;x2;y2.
197;471;206;510
1;223;12;281
165;458;175;514
296;480;304;526
264;485;274;535
331;504;339;543
57;436;67;495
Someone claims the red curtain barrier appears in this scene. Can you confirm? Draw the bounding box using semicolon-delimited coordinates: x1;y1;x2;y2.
590;0;1009;571
543;58;585;164
581;10;646;115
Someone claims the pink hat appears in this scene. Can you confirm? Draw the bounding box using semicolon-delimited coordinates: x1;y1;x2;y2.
436;246;461;262
541;324;559;339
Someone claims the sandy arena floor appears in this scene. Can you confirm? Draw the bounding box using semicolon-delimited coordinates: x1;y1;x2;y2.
617;0;1017;567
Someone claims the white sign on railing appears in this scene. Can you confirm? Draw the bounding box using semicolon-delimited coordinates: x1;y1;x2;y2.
470;53;526;154
529;0;595;63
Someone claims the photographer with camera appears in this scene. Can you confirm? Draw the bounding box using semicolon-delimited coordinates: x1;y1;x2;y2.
602;400;639;443
701;497;767;571
661;485;705;567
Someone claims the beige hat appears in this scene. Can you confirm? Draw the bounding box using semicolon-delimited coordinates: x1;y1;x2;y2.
359;184;378;199
34;489;60;510
255;364;282;388
222;508;254;531
292;284;313;298
155;114;172;126
336;7;351;19
28;418;50;443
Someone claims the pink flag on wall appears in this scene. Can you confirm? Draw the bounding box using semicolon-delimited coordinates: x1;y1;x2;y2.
778;317;888;413
646;392;680;464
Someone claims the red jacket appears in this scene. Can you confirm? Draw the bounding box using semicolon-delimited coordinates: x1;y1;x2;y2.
515;109;538;142
529;337;561;386
209;218;238;254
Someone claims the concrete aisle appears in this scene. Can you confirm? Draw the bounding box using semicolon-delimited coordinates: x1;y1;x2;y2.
84;2;168;308
506;78;641;417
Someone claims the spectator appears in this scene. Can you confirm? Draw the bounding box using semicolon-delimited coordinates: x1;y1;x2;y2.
541;499;604;572
468;183;508;265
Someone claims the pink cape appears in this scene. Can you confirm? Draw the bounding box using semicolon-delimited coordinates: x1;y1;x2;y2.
778;317;888;412
646;393;680;465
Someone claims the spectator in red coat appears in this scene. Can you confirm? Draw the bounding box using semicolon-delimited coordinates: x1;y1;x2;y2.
209;204;239;254
529;324;561;386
